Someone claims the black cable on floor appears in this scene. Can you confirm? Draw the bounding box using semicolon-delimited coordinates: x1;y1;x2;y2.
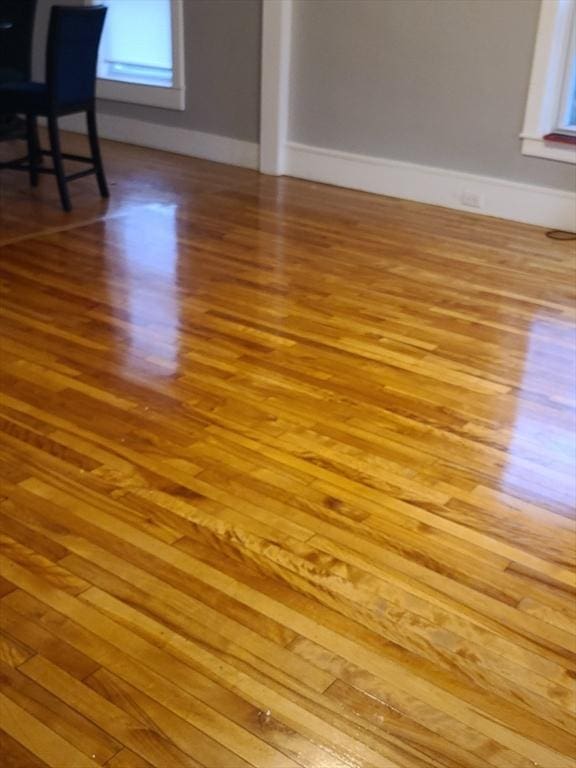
546;230;576;240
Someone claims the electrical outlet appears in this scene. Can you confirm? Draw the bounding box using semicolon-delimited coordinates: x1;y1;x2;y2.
460;189;483;209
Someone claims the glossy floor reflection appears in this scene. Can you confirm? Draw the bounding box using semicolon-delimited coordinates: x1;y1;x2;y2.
502;312;576;512
101;204;183;377
0;133;575;768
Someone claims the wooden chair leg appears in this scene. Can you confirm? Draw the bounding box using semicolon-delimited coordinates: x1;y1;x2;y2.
86;108;109;198
47;113;71;212
26;114;39;187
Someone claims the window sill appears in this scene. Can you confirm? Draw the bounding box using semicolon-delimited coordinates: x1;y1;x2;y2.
543;132;576;144
96;78;185;111
521;135;576;163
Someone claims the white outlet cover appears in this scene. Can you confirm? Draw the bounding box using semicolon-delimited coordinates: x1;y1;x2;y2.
461;190;483;208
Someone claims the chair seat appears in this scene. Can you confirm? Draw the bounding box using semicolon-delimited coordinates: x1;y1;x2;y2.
0;81;49;114
0;67;27;85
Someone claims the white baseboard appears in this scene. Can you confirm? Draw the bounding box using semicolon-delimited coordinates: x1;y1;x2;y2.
286;141;576;230
56;112;259;170
48;112;574;228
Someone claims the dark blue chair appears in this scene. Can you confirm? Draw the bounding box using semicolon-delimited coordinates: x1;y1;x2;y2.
0;0;37;84
0;5;108;211
0;0;38;142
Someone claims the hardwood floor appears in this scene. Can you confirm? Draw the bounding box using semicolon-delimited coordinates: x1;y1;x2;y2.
0;132;575;768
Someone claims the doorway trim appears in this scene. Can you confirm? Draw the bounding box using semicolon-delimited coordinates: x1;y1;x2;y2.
259;0;293;174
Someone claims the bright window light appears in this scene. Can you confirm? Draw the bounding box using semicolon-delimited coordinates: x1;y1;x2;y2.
97;0;174;88
557;23;576;134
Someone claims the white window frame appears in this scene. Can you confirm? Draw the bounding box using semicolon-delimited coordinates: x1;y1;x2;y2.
521;0;576;163
90;0;185;111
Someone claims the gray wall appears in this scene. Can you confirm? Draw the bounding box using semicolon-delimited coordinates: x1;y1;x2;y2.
33;0;575;190
33;0;81;74
33;0;262;143
289;0;575;190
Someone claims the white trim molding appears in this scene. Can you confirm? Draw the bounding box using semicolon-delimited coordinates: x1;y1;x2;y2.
96;79;185;111
521;0;576;163
520;136;576;163
259;0;293;175
56;110;574;227
58;113;259;170
286;142;576;230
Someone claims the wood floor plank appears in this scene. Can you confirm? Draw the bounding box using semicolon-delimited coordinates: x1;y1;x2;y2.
3;591;367;768
0;632;34;668
18;655;205;768
0;602;100;681
106;749;154;768
0;662;121;764
0;692;98;767
0;729;50;768
1;133;575;767
86;667;254;768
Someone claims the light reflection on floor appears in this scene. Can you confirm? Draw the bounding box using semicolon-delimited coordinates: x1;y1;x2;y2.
105;204;182;378
503;312;576;513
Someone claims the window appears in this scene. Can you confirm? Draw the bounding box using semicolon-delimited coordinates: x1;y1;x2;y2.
92;0;185;110
556;19;576;134
521;0;576;162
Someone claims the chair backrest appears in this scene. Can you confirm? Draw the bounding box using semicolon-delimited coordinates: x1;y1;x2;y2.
46;4;107;107
0;0;38;83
